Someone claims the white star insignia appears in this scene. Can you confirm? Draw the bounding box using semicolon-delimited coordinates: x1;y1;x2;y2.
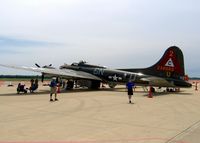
113;74;118;81
108;74;122;81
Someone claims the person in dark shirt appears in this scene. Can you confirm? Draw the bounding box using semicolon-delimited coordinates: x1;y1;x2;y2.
126;80;135;104
49;78;58;102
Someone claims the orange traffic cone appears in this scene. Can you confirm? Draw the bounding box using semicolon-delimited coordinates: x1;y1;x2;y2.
195;82;198;91
57;84;61;93
148;86;153;98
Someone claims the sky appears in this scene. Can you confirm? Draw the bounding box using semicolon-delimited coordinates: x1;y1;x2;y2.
0;0;200;77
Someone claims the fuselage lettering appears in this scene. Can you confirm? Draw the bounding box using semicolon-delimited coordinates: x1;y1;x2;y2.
169;50;174;57
93;68;104;76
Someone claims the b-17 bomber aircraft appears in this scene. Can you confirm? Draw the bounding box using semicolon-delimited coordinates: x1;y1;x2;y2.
0;46;192;89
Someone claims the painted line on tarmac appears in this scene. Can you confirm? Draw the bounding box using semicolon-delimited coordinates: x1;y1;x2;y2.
166;119;200;143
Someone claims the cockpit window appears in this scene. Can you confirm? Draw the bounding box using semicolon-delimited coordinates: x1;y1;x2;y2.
71;61;105;68
78;60;86;65
71;63;78;66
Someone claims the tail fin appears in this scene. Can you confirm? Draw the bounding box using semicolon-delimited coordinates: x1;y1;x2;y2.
146;46;185;79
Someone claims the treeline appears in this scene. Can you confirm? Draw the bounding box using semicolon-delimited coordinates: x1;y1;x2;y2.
0;75;41;79
0;75;50;80
190;77;200;80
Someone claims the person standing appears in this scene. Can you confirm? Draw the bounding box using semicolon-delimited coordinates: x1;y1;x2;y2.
49;78;58;102
30;79;34;93
35;78;38;89
126;80;135;104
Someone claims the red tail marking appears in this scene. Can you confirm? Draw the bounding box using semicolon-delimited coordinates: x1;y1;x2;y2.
156;49;182;73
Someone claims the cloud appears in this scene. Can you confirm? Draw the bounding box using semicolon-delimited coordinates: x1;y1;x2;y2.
0;36;64;57
0;0;200;76
0;36;60;48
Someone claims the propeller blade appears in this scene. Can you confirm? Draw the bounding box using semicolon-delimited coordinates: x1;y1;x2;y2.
41;74;44;82
35;63;41;68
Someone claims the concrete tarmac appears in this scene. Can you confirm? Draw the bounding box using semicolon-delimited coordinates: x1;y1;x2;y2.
0;82;200;143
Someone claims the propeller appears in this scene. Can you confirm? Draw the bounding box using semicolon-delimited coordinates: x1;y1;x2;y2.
35;63;53;82
35;63;53;68
35;63;41;68
43;64;53;68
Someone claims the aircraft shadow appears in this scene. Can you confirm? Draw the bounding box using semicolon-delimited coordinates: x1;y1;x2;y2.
0;90;50;96
0;87;193;96
0;87;127;96
143;91;193;97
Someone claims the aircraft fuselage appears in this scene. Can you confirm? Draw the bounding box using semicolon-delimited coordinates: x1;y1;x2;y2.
59;61;191;88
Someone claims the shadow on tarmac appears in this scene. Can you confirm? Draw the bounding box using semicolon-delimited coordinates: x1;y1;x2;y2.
0;86;193;97
143;91;193;97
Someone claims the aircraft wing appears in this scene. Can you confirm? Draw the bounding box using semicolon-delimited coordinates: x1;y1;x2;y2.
140;76;174;87
0;64;101;81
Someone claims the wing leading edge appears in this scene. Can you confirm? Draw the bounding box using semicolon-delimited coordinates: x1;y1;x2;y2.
0;64;101;81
